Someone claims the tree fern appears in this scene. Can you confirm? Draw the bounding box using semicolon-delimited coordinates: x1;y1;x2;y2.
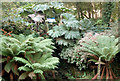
0;35;22;76
79;32;120;62
0;34;59;80
13;34;59;80
14;54;59;80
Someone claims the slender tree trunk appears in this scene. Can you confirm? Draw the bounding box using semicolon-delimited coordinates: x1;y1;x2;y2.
95;10;97;19
77;7;80;20
100;2;102;18
77;11;80;20
97;58;101;79
88;9;91;19
76;2;80;20
92;11;94;18
82;12;89;19
79;8;84;19
91;2;95;19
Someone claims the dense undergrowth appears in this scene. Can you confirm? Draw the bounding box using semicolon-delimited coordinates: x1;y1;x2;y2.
0;2;120;81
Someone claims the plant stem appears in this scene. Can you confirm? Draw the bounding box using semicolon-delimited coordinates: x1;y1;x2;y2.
97;57;101;79
40;74;46;81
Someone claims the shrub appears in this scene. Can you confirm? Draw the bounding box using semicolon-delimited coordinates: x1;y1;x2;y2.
48;13;81;46
60;45;89;70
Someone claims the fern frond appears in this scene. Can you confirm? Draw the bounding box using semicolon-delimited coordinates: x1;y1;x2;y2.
18;66;32;71
14;57;30;64
33;69;43;74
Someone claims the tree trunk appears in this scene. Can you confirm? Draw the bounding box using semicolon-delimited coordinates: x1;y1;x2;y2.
80;8;84;19
95;10;97;19
77;12;80;20
76;3;80;20
97;58;101;79
91;2;95;19
100;2;102;18
88;9;91;19
92;11;94;19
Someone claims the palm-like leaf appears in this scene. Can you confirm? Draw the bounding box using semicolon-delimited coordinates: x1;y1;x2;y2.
14;53;59;79
79;33;120;61
11;34;59;80
1;34;59;80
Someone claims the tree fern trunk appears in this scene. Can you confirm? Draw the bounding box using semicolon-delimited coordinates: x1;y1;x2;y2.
40;74;46;81
101;66;105;79
97;58;101;79
37;74;41;81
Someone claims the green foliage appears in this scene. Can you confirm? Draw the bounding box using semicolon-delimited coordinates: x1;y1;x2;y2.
0;34;59;80
20;2;71;20
102;22;120;38
80;18;110;33
2;2;72;36
79;32;120;62
95;19;103;25
13;34;59;80
61;13;80;29
2;6;34;35
80;18;93;32
60;32;119;74
33;4;49;12
18;3;35;17
0;35;22;76
102;2;115;24
14;56;59;80
33;2;71;13
48;13;81;46
60;45;88;70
